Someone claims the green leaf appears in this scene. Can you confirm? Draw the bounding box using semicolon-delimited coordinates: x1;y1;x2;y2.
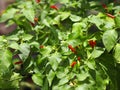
75;84;89;90
85;60;95;70
29;41;40;49
58;77;69;86
56;68;68;79
70;14;81;22
103;17;115;30
0;49;12;68
32;73;43;86
47;70;55;86
41;10;48;21
52;15;61;25
0;8;18;22
69;23;82;39
22;2;35;22
115;16;120;28
10;73;22;88
102;30;118;52
19;43;30;60
88;15;104;30
8;42;19;50
59;0;69;3
60;12;70;21
23;9;35;22
42;19;50;27
77;73;89;81
40;46;52;57
22;34;33;41
53;85;73;90
48;52;62;71
114;44;120;63
91;47;105;58
7;35;19;41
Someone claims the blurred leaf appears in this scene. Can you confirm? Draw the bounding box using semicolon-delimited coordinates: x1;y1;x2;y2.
103;17;115;30
102;30;118;52
47;70;55;86
22;1;35;22
48;52;62;71
77;73;89;81
10;73;22;88
41;10;48;21
60;12;70;21
91;47;105;58
56;68;69;79
52;15;61;25
22;34;33;41
8;42;19;50
42;19;50;27
70;14;81;22
29;41;40;49
40;46;52;57
32;73;43;86
75;84;89;90
85;60;95;70
0;8;18;22
114;44;120;63
58;76;69;86
19;43;30;60
53;84;73;90
88;15;104;30
115;16;120;28
0;49;12;68
70;23;82;39
7;35;19;41
59;0;69;3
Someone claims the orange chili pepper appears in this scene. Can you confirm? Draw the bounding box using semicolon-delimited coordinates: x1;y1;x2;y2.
106;13;115;19
71;61;77;68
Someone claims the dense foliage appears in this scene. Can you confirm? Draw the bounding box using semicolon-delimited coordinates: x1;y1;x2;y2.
0;0;120;90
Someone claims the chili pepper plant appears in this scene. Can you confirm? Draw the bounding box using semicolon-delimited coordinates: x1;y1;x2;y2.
0;0;120;90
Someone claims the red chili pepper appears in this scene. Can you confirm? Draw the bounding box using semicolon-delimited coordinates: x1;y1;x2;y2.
30;22;35;27
34;17;39;22
35;0;40;3
71;48;76;53
102;3;107;9
71;61;77;68
68;45;76;53
68;45;73;49
77;57;81;61
106;13;115;19
14;61;23;65
50;2;63;10
89;40;96;48
50;5;58;10
40;45;44;48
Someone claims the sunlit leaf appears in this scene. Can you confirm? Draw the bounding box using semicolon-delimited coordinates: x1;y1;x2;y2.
22;34;33;41
114;44;120;63
22;1;35;22
91;47;105;58
47;70;55;86
60;12;70;21
115;16;120;28
48;52;62;71
32;73;43;86
102;30;118;52
70;14;81;22
19;43;30;60
0;49;12;68
0;8;18;22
